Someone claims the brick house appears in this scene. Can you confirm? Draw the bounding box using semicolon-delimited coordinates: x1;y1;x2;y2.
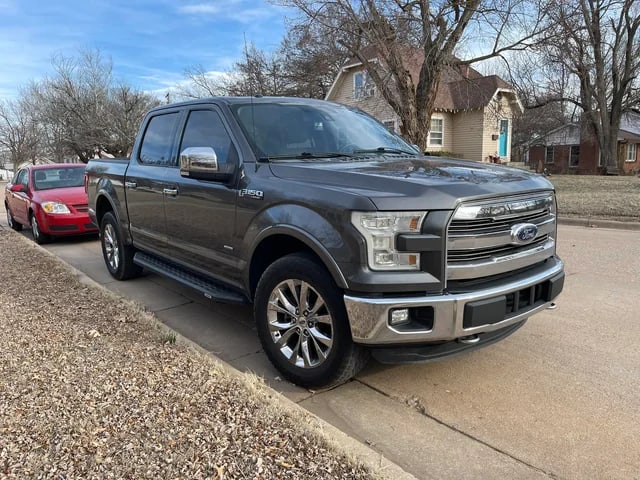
325;49;524;163
527;111;640;175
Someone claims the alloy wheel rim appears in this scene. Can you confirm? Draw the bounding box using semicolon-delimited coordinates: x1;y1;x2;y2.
103;224;120;271
6;210;12;227
31;218;39;239
267;279;334;368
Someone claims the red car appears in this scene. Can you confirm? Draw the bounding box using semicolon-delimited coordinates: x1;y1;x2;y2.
4;163;98;244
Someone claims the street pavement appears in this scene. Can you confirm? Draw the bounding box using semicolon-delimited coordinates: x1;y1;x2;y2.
1;204;638;479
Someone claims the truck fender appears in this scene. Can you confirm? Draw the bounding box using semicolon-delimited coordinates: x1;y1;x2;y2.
93;181;133;245
244;206;352;291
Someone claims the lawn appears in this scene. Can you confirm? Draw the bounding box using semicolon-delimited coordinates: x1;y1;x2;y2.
548;174;640;221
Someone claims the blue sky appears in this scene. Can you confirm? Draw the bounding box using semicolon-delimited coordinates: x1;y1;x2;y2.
0;0;288;99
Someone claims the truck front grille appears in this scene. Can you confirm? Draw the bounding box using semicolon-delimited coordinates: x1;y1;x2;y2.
447;193;556;281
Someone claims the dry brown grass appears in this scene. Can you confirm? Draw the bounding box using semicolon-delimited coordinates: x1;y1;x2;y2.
549;175;640;221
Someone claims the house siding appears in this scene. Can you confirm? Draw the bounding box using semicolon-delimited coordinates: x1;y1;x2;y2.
529;122;602;174
451;110;483;161
330;68;397;122
622;142;640;174
481;95;516;163
426;112;454;154
328;66;520;162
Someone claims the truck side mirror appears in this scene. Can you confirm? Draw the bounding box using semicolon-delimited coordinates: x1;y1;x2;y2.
180;147;219;177
9;184;25;193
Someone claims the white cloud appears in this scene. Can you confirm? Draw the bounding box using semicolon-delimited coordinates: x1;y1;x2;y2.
177;1;285;24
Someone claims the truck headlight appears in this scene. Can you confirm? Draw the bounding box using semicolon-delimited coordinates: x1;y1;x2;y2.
351;211;426;271
42;201;70;214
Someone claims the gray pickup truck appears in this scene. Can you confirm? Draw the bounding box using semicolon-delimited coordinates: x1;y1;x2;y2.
86;97;564;388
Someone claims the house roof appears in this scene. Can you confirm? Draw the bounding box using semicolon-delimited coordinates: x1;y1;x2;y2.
327;46;522;113
529;112;640;147
620;111;640;140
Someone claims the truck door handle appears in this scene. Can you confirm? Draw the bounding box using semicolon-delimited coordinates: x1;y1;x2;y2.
125;181;137;189
163;188;178;196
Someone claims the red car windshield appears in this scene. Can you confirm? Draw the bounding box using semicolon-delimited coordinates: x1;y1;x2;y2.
33;167;85;191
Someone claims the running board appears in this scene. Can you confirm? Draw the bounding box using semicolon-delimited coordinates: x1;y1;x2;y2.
133;252;248;305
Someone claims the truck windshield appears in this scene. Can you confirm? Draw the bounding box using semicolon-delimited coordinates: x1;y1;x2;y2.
230;102;418;160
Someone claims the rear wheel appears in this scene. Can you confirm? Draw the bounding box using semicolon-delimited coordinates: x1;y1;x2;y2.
30;213;51;244
5;204;22;231
254;253;369;388
100;212;142;280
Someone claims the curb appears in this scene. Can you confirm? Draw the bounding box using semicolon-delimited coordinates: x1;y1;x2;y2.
7;229;418;480
558;216;640;231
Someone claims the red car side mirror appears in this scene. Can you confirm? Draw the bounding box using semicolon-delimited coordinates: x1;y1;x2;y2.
9;184;25;193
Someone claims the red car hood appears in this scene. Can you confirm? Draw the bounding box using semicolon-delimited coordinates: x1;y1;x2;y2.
32;186;88;206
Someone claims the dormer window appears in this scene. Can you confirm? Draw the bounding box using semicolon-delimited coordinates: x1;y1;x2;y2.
354;71;375;99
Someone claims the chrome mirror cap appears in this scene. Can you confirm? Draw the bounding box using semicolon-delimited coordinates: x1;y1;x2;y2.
180;147;218;177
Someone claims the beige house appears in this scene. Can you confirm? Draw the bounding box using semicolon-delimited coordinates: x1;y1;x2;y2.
326;52;524;163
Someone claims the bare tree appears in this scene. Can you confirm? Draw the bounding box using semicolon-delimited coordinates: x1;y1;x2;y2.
274;0;552;149
279;21;348;98
104;84;160;157
177;64;233;99
544;0;640;174
28;49;159;162
0;97;41;170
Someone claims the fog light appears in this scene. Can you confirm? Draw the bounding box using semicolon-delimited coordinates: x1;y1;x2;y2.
390;308;410;326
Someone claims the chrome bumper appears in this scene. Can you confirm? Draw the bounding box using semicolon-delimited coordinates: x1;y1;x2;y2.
345;257;564;345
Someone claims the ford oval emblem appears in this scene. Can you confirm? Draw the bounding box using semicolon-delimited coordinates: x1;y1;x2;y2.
510;223;538;245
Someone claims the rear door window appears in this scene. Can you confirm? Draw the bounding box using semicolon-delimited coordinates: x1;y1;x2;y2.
138;112;181;166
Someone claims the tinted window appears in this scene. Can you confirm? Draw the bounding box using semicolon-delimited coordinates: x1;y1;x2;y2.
15;169;28;186
230;102;416;159
33;166;85;190
139;112;180;165
179;110;238;168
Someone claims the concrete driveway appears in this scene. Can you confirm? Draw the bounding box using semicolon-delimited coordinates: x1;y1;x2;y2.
2;203;638;478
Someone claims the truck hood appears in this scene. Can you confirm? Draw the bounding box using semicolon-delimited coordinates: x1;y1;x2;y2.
269;156;554;210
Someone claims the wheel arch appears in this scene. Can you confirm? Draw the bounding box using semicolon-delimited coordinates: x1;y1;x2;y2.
248;227;348;300
94;192;133;245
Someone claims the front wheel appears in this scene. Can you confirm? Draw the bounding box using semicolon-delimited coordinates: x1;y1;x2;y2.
6;204;22;231
100;212;142;280
254;253;369;388
30;213;51;244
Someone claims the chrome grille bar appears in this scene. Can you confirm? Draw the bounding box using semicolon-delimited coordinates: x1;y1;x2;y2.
447;193;557;281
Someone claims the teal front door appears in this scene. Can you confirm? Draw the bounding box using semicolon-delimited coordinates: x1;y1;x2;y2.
499;119;509;157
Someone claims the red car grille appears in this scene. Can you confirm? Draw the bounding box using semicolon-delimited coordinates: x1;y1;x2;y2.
73;204;89;213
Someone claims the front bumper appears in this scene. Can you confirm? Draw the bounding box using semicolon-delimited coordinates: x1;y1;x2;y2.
39;211;98;235
344;256;564;346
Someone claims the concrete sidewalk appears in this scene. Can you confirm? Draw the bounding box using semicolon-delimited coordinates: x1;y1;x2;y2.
2;197;639;479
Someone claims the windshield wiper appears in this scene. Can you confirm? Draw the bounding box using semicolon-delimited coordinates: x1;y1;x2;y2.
353;147;418;156
258;152;353;162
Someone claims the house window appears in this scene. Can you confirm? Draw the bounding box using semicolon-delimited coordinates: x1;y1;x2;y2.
569;145;580;167
383;120;397;133
429;118;443;146
354;71;375;99
626;143;637;162
545;146;554;164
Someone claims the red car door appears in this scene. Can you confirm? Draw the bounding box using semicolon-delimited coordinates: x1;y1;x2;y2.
7;168;30;225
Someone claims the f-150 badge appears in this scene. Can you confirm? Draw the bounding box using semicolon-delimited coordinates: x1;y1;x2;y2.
239;189;264;200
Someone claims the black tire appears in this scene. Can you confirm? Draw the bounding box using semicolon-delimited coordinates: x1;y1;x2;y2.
254;253;369;388
5;204;22;231
100;211;142;280
30;213;51;244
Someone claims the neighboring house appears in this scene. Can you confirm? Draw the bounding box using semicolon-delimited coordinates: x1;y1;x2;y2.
527;111;640;175
325;49;524;163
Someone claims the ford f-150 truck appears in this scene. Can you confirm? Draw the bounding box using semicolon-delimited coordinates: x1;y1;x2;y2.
86;97;564;388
